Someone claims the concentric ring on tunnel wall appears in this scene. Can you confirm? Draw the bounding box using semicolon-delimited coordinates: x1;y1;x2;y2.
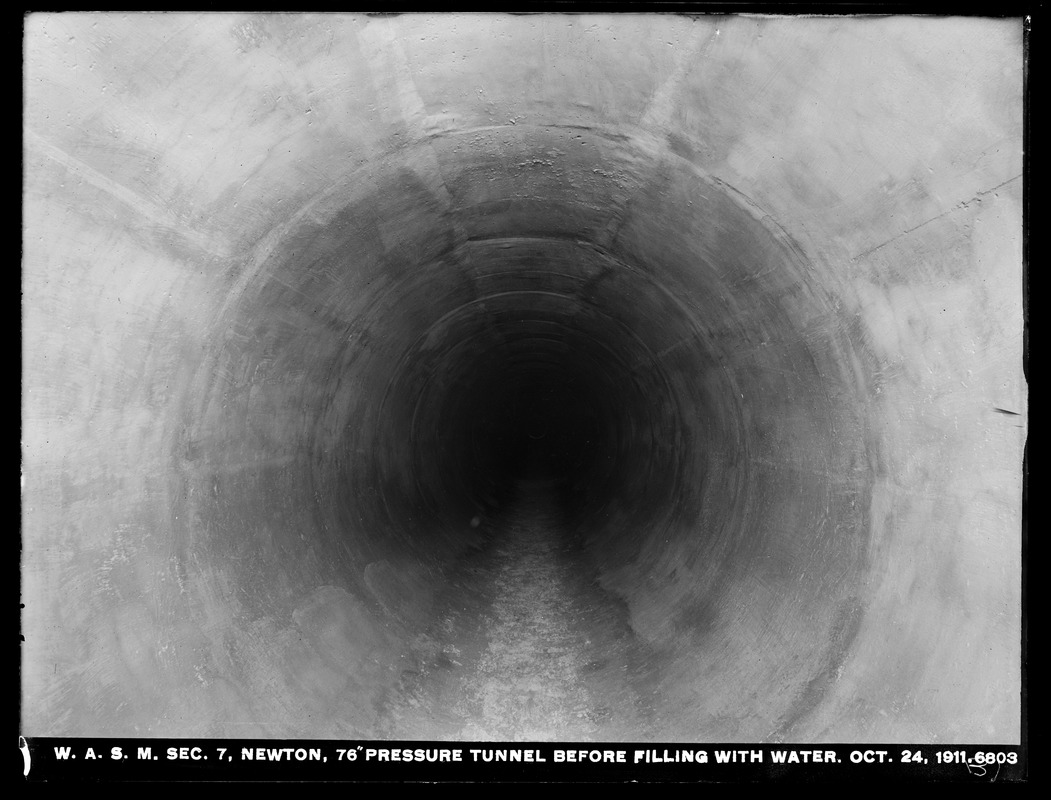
164;129;875;741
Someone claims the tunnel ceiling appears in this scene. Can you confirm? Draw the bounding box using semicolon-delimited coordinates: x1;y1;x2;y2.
22;13;1025;744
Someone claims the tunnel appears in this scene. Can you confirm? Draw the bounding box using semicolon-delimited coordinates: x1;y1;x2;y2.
22;13;1025;744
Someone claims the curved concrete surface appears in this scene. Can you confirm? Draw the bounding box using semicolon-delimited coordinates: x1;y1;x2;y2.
22;13;1025;743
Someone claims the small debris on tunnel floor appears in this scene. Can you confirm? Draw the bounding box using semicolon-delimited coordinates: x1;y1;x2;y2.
376;479;650;741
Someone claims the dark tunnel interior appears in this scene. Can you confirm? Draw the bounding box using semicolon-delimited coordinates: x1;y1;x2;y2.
22;13;1024;744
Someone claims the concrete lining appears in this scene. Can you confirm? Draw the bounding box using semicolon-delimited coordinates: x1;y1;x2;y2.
22;12;1024;742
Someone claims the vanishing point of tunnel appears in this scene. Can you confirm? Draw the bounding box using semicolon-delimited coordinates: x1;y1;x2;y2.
22;13;1025;743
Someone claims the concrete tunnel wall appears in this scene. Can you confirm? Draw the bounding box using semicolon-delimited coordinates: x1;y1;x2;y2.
22;13;1025;742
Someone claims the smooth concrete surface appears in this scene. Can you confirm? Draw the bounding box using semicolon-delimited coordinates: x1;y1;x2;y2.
22;13;1025;742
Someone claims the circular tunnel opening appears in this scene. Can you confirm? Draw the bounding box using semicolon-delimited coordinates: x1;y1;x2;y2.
22;12;1024;746
187;142;873;742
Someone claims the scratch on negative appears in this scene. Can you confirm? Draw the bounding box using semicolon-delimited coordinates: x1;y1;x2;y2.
851;173;1022;263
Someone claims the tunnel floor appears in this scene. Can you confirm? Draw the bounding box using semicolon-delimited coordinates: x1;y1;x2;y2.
375;477;655;741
